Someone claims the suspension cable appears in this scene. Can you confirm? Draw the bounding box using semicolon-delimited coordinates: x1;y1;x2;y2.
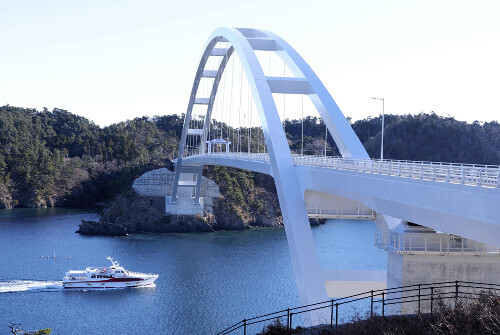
220;42;228;142
283;61;286;134
324;123;328;156
301;95;304;156
248;81;251;153
238;60;243;153
229;51;235;149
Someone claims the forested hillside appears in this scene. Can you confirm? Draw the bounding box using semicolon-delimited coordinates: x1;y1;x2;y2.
0;105;498;209
0;106;183;208
284;113;500;164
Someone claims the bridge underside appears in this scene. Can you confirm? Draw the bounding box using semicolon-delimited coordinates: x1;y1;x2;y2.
181;156;500;248
171;27;500;326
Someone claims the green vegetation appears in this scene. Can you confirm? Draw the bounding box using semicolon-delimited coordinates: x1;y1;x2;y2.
205;166;280;227
258;293;500;334
1;105;499;210
0;105;182;208
283;113;500;164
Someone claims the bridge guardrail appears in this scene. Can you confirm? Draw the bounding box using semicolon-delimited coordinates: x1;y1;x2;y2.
217;280;500;334
183;153;500;189
294;155;500;188
375;229;500;256
305;204;375;219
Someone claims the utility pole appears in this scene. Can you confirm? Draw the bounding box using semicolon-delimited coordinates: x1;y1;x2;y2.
370;97;385;160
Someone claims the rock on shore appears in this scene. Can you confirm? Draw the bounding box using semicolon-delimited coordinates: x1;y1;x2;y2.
76;190;216;235
77;220;129;236
77;168;295;236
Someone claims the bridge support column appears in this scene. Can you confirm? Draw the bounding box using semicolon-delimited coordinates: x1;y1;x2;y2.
193;167;203;205
382;222;500;315
165;166;205;215
273;166;330;326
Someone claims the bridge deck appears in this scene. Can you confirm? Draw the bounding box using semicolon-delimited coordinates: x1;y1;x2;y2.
182;153;500;189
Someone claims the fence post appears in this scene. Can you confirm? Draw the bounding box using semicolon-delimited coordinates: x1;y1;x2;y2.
243;319;247;335
370;290;374;319
430;287;434;315
289;313;293;335
335;303;339;328
418;284;421;314
455;281;459;306
330;299;334;328
382;292;385;317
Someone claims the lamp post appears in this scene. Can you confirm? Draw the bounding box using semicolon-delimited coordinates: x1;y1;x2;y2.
370;97;385;160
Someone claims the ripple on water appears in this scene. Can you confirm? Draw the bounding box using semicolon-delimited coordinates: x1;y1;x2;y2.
0;280;63;293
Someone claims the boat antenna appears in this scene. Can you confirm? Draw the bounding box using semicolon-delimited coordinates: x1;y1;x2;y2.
107;256;119;267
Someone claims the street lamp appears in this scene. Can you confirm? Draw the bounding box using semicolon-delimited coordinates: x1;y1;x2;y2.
370;97;385;160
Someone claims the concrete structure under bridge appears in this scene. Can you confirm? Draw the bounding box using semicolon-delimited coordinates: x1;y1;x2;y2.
160;27;500;325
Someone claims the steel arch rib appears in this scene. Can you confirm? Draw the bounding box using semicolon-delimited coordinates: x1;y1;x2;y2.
174;27;369;324
262;29;369;159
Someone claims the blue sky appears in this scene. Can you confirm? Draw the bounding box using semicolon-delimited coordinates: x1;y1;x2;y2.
1;0;499;126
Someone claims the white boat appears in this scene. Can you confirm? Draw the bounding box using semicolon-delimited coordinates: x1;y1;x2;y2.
63;257;158;289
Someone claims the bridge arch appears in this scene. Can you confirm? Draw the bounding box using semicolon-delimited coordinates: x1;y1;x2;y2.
172;27;372;324
175;27;368;168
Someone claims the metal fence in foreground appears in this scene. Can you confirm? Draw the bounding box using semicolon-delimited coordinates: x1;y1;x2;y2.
217;280;500;335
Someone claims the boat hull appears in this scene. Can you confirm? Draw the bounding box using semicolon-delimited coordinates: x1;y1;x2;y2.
63;275;158;289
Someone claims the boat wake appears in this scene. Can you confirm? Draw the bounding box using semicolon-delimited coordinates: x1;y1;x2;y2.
0;280;63;293
0;279;157;293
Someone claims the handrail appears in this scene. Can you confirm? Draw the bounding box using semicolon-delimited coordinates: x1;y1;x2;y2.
375;229;500;256
216;280;500;334
183;153;500;189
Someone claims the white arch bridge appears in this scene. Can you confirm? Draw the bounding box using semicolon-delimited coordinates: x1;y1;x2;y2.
166;27;500;325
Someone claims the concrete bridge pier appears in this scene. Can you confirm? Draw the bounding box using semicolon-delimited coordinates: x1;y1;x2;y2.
378;222;500;314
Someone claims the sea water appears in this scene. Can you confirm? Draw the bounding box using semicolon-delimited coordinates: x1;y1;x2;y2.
0;208;386;334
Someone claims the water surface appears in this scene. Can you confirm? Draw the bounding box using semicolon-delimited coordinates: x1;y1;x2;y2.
0;209;386;334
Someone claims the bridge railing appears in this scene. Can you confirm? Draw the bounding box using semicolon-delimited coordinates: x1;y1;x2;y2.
216;280;500;334
375;229;500;256
294;155;500;188
184;151;271;161
182;152;500;188
305;204;375;219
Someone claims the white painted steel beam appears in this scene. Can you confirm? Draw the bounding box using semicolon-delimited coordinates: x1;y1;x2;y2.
210;48;229;56
236;28;268;38
202;70;218;78
247;38;279;51
187;129;204;135
267;77;314;94
194;97;210;105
